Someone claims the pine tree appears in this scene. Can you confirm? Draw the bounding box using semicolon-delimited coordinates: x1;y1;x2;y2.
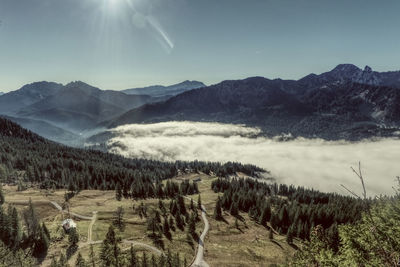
23;198;40;239
229;202;239;217
58;253;68;267
163;217;171;239
286;225;294;244
68;228;79;247
214;197;222;220
176;195;187;216
166;249;172;267
89;244;96;267
158;199;166;215
173;252;180;267
151;254;157;267
141;251;148;267
190;199;195;211
100;225;121;267
259;204;271;226
115;183;122;201
187;212;196;238
279;206;290;233
235;218;240;230
168;216;175;232
158;254;166;267
76;252;87;267
42;222;50;240
50;257;58;267
129;245;137;267
10;207;21;248
33;224;50;258
175;213;184;231
114;206;125;231
0;184;4;206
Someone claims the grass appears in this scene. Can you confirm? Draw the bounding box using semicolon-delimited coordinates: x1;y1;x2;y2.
2;173;297;266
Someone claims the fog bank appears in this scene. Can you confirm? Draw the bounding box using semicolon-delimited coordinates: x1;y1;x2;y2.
107;121;400;196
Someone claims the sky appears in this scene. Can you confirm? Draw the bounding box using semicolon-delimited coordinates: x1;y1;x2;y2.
1;0;400;92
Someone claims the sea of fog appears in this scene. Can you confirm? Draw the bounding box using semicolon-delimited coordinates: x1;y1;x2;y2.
105;121;400;196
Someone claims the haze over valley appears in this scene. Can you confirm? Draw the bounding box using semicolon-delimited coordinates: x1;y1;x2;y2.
90;121;400;196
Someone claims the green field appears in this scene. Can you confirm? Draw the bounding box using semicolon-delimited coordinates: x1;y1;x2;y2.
3;173;297;266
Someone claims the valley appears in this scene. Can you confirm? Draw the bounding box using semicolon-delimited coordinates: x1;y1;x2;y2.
2;173;297;267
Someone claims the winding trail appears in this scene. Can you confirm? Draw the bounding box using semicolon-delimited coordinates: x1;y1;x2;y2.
87;211;97;243
49;201;93;220
192;204;210;267
184;197;210;267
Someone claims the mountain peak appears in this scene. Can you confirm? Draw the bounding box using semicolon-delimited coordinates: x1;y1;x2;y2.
332;64;361;73
364;65;373;73
20;81;63;92
65;81;93;88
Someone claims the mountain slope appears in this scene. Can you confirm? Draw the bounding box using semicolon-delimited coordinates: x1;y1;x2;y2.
122;80;205;97
0;81;63;114
106;65;400;140
16;81;160;132
1;115;79;144
108;77;312;129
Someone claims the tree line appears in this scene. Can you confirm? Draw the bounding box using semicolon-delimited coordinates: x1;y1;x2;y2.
212;177;365;251
0;117;263;195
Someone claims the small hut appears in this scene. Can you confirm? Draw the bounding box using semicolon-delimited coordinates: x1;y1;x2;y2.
62;218;77;231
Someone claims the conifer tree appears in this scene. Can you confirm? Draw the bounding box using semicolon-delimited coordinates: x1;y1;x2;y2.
197;194;202;210
187;212;196;238
235;218;240;230
151;254;157;267
114;206;125;231
10;207;21;248
190;199;194;211
75;252;87;267
158;254;166;267
100;225;121;267
50;257;58;267
163;217;171;239
68;228;79;247
168;216;175;232
173;252;180;267
214;197;222;220
58;253;68;267
115;183;122;201
129;244;138;267
259;204;271;226
141;251;148;267
89;244;96;267
0;184;4;206
286;225;294;244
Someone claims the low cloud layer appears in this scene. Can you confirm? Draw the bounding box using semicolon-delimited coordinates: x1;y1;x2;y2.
107;121;400;196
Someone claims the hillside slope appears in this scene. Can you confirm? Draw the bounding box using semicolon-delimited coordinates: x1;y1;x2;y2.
106;65;400;140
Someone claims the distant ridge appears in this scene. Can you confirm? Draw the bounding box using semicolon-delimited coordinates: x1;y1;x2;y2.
122;80;205;97
105;64;400;140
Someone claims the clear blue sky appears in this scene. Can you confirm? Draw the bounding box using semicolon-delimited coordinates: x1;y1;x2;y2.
1;0;400;92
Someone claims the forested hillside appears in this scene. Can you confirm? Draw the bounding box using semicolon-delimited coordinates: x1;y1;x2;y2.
0;117;263;193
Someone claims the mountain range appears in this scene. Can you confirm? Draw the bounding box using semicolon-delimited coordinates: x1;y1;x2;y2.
104;64;400;140
1;64;400;144
0;80;203;142
122;80;205;97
